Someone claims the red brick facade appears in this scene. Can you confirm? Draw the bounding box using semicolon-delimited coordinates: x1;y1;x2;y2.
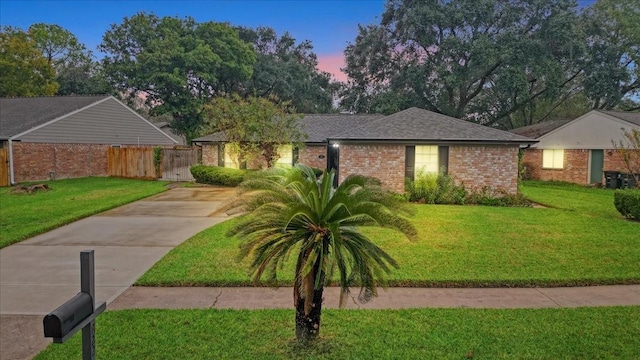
201;143;521;194
522;148;627;185
298;145;327;170
339;144;406;193
448;145;520;194
12;143;110;182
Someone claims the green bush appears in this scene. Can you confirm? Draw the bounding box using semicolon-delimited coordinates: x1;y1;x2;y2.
614;189;640;220
466;187;532;207
405;169;466;205
190;165;254;186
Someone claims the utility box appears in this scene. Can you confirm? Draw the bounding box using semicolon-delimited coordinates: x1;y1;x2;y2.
604;171;621;189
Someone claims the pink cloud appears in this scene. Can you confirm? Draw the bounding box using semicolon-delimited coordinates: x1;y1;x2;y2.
317;54;348;82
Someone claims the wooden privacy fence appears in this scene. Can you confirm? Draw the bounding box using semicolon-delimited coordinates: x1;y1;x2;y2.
161;148;200;181
108;147;158;179
0;148;8;187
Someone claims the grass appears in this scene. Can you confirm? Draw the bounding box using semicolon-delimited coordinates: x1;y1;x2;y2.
138;181;640;287
0;177;168;248
35;306;640;359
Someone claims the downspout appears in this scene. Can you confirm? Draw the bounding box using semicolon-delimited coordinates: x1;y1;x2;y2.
8;138;15;185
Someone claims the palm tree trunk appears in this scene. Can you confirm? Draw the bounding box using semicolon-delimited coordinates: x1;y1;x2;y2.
295;286;324;341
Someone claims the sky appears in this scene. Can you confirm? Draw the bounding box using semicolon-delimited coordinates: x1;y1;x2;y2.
1;0;597;82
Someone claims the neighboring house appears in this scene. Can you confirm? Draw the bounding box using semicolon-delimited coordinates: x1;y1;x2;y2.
153;121;187;145
195;108;535;194
511;110;640;185
0;95;178;184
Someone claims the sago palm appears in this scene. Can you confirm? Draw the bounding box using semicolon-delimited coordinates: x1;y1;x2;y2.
227;165;417;341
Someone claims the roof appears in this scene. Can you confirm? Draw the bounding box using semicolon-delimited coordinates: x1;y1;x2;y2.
0;95;110;139
510;119;573;139
193;113;384;143
332;107;536;144
510;110;640;140
599;110;640;126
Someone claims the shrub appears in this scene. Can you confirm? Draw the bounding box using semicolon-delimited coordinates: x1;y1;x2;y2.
405;169;466;205
190;165;254;186
614;189;640;220
467;187;532;207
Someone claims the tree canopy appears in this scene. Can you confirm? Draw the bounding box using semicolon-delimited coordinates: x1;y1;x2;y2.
99;13;256;143
341;0;586;128
203;95;306;167
236;26;336;113
0;27;58;97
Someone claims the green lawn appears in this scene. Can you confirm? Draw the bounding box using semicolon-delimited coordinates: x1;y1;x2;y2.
138;181;640;287
0;177;168;248
35;306;640;359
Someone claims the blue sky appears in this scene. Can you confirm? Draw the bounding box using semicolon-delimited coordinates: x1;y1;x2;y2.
1;0;597;80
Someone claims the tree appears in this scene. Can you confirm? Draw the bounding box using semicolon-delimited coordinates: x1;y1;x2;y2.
227;165;416;341
613;128;640;186
203;95;306;167
341;0;584;128
27;23;108;96
236;26;336;113
0;27;58;97
581;0;640;110
99;13;256;143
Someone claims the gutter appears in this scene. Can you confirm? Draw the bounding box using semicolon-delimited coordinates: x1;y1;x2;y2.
8;138;15;185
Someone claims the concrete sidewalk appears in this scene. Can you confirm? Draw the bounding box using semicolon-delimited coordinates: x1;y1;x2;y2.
110;284;640;310
0;186;236;360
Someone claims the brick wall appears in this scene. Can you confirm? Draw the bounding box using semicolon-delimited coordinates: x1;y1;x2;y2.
299;145;327;170
12;143;110;182
339;144;406;193
202;144;218;166
522;148;629;185
448;145;520;194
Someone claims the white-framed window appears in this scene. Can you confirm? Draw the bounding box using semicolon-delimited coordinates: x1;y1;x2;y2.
542;149;564;169
276;144;293;167
415;145;439;173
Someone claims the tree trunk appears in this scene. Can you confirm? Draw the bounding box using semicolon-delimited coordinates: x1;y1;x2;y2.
294;286;324;341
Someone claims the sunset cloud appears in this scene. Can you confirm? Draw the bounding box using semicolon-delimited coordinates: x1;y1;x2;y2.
317;53;348;82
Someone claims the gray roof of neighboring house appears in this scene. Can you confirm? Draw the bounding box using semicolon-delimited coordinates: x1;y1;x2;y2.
1;95;110;139
0;95;177;145
599;110;640;126
193;113;385;144
331;107;536;144
509;119;573;139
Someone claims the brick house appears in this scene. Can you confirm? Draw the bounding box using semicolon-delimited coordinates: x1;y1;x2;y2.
194;107;536;194
511;110;640;185
0;95;178;184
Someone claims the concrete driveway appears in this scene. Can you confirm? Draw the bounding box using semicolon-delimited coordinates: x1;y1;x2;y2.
0;185;236;359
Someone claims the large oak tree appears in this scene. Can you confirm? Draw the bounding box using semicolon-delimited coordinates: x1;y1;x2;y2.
99;13;256;143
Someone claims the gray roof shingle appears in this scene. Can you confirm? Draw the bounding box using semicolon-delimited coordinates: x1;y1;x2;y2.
193;113;384;143
0;95;110;139
599;110;640;126
510;119;572;139
332;107;536;143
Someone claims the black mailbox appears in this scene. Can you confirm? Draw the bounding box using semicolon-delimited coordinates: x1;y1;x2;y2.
43;292;94;339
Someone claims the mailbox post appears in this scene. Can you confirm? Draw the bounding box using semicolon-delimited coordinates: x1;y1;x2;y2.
43;250;106;360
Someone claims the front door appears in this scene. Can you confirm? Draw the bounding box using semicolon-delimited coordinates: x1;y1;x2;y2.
327;145;339;187
590;149;604;184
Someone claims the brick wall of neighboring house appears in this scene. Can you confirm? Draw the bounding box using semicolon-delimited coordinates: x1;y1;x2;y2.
339;144;406;193
299;145;327;170
604;150;629;173
12;142;110;182
522;148;629;185
449;145;520;194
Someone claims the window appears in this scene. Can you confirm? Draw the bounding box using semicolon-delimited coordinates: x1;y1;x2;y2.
223;144;239;169
542;149;564;169
415;145;439;173
276;144;293;167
